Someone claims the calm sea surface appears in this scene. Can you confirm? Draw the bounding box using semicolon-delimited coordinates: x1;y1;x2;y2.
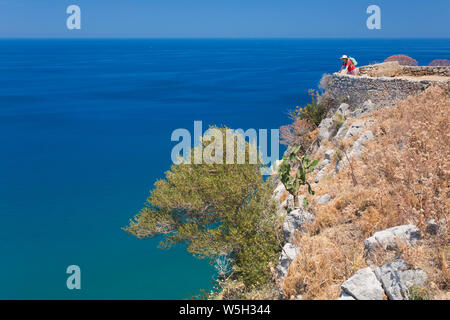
0;39;448;299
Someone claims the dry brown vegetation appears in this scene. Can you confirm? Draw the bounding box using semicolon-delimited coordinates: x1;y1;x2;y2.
280;119;317;152
384;54;418;66
283;86;450;300
429;59;450;67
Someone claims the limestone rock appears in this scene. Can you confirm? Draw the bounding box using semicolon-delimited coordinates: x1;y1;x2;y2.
426;219;439;235
374;260;427;300
282;209;314;242
279;193;294;214
318;159;330;170
317;194;331;204
364;225;421;253
314;158;330;173
340;267;385;300
276;243;300;279
350;100;377;118
350;130;374;158
274;184;290;216
324;149;335;160
336;103;350;118
273;183;286;200
315;167;328;183
334;120;348;141
362;100;377;113
337;292;356;300
335;158;346;173
344;121;366;139
318;118;335;142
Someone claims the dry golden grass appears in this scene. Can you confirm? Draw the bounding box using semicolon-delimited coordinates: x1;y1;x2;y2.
284;86;450;300
214;279;279;300
280;119;317;151
284;226;366;299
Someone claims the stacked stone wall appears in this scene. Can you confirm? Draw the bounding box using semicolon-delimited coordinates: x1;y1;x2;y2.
326;69;449;108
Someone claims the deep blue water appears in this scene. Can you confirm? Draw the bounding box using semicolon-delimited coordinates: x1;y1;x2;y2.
0;39;449;299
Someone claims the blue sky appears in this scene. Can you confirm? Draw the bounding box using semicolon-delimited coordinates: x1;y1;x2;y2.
0;0;449;38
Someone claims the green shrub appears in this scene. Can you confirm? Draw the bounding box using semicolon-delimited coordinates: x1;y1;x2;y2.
291;89;328;127
333;113;345;130
333;149;343;163
408;285;430;300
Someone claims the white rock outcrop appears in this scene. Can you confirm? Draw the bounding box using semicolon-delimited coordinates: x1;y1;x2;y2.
350;130;374;158
374;260;427;300
272;183;287;203
340;267;385;300
344;121;366;139
315;167;328;183
324;149;335;160
318;118;335;142
282;209;314;242
316;194;331;204
364;225;421;253
276;243;300;279
337;292;356;300
336;103;350;118
350;100;377;118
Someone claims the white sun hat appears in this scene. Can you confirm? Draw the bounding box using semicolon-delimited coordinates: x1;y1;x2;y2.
340;55;348;59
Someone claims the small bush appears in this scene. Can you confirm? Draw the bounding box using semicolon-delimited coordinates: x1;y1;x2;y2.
333;113;345;130
428;59;450;67
384;54;418;66
291;89;328;127
280;119;316;151
408;285;430;300
279;147;319;207
318;73;332;92
333;149;343;163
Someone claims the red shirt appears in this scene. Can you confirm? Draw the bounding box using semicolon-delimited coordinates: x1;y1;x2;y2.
343;59;356;71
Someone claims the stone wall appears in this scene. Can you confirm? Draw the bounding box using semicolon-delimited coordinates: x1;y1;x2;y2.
400;66;450;77
358;62;450;77
325;72;449;109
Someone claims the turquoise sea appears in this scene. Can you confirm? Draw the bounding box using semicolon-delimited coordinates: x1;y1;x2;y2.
0;39;449;299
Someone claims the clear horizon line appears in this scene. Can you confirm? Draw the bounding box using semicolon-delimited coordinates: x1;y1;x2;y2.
1;36;449;40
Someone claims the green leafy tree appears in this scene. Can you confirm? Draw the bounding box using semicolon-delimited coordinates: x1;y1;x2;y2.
123;127;281;288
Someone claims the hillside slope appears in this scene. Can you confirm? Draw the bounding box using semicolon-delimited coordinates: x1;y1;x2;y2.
275;85;449;300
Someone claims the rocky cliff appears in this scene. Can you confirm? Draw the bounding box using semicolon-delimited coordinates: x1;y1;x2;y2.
273;62;449;300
